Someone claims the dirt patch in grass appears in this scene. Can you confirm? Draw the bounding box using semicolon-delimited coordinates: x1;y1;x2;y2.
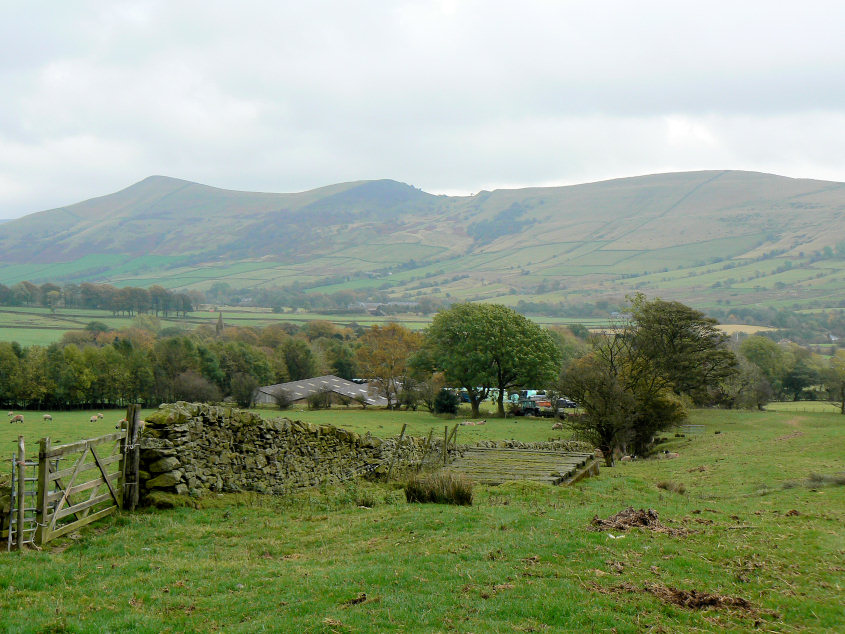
775;431;803;441
588;581;758;613
591;507;689;536
642;583;754;611
339;592;369;607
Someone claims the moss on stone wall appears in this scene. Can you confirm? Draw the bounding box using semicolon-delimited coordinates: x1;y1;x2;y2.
139;403;440;501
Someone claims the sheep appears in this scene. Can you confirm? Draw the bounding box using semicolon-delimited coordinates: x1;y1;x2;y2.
89;416;98;423
7;411;14;417
114;418;128;430
43;414;52;421
97;413;104;420
551;422;564;430
10;414;23;424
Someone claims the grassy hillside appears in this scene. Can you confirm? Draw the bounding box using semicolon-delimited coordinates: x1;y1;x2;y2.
3;171;845;312
1;408;842;632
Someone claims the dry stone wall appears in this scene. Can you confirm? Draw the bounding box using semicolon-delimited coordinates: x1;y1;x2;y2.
139;403;443;500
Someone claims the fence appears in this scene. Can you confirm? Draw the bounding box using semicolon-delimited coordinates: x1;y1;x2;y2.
2;404;142;551
678;424;705;435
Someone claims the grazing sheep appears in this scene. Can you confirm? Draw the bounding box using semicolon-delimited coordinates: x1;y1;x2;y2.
90;416;98;423
620;455;632;462
663;451;680;459
97;413;104;420
114;418;128;430
551;422;564;430
10;414;23;424
43;414;52;421
7;411;14;417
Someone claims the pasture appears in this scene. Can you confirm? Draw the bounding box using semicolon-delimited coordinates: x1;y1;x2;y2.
764;400;843;413
251;406;561;445
0;409;153;461
0;305;607;345
1;408;842;632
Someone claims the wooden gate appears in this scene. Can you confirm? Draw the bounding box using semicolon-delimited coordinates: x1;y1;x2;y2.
2;405;143;550
35;430;127;545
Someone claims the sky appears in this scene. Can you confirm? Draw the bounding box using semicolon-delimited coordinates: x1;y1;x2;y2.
2;0;844;218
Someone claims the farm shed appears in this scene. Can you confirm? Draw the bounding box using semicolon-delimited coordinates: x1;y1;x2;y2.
254;375;388;407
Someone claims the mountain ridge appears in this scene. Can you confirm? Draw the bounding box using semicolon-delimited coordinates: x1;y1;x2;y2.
2;170;845;313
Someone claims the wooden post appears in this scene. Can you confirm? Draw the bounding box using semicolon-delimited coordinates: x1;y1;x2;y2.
16;436;25;551
123;404;141;511
417;428;435;472
443;426;448;466
447;424;458;448
386;423;407;480
35;437;51;547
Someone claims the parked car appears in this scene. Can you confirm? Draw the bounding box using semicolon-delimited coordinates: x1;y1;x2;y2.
514;397;555;417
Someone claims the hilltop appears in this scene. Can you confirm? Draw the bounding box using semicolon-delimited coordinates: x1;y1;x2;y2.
2;170;845;313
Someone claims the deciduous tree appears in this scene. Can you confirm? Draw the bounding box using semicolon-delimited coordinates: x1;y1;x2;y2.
356;323;421;409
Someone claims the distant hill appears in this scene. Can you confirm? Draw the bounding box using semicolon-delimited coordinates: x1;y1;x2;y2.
2;170;845;313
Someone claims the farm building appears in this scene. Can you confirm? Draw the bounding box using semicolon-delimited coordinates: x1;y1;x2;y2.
253;375;388;407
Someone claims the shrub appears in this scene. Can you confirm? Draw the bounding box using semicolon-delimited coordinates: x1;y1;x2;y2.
273;389;293;410
173;370;222;403
230;372;259;408
404;471;473;505
357;492;377;508
307;388;333;410
433;389;459;414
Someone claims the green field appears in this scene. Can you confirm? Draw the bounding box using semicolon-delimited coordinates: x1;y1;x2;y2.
0;409;156;461
1;408;843;632
764;400;843;413
0;305;608;345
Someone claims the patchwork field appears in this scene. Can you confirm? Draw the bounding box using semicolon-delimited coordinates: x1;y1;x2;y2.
0;306;612;345
1;408;842;632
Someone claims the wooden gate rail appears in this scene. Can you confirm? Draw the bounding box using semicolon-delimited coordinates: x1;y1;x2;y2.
35;430;127;546
3;406;142;551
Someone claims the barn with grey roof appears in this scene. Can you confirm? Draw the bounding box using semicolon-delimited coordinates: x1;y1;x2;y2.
253;375;387;407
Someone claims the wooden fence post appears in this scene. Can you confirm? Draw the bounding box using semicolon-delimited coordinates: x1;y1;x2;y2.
16;436;25;551
447;424;458;448
123;404;141;511
35;437;50;547
418;428;435;472
443;426;448;466
386;423;407;480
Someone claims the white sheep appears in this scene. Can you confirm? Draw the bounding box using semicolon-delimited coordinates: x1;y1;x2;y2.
43;414;52;421
10;414;23;424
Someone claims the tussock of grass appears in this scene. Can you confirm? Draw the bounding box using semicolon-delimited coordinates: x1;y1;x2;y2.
404;471;473;505
783;472;845;489
656;480;687;494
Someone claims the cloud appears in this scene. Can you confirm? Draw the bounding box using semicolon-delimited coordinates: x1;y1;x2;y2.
1;1;844;217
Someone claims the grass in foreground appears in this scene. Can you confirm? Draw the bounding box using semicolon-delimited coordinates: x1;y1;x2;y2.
0;409;843;632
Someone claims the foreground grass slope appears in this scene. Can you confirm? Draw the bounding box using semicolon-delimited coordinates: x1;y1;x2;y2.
1;409;843;632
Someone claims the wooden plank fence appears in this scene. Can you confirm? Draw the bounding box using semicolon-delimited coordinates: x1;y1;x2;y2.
2;405;143;550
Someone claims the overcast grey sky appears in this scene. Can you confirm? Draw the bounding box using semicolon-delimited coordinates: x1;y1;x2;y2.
2;0;844;217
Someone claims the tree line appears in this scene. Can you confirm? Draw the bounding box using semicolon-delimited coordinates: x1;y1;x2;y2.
2;296;842;467
0;317;361;410
0;281;195;317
